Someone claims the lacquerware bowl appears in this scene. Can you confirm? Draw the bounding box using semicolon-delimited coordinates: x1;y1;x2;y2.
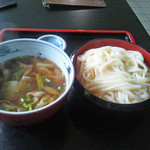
0;38;75;126
72;39;150;111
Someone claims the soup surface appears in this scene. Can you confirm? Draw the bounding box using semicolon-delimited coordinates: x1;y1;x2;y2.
0;56;66;112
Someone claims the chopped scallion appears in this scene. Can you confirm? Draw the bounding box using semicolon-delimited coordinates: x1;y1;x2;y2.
21;98;26;102
26;99;30;102
32;104;35;109
54;97;58;100
19;65;23;68
41;76;46;79
56;85;66;92
27;84;31;89
21;102;27;108
14;89;21;93
21;95;26;98
31;98;35;101
29;106;32;111
28;95;31;99
45;78;50;82
21;101;34;111
27;104;32;107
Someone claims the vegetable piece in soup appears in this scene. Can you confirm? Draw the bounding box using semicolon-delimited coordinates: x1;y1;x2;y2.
0;56;66;112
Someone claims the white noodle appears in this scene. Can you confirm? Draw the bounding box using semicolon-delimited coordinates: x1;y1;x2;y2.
77;46;150;104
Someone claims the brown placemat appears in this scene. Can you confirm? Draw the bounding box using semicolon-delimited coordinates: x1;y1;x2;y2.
43;0;106;8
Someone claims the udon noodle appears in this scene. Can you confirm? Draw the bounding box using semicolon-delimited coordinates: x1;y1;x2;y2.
76;46;150;104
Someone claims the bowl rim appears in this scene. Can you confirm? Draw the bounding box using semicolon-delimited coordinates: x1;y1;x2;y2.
72;38;150;111
0;38;75;115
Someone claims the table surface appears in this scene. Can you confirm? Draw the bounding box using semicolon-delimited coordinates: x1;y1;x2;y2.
0;0;150;150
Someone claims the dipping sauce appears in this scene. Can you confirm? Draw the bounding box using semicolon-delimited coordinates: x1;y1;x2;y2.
0;56;66;112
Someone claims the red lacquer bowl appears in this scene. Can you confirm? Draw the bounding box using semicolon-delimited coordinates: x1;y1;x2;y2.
72;39;150;111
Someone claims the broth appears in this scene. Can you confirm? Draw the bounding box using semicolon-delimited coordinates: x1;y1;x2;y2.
0;56;66;112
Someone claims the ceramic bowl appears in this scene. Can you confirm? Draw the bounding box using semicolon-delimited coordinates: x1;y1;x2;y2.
38;34;66;51
72;38;150;111
0;38;75;126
